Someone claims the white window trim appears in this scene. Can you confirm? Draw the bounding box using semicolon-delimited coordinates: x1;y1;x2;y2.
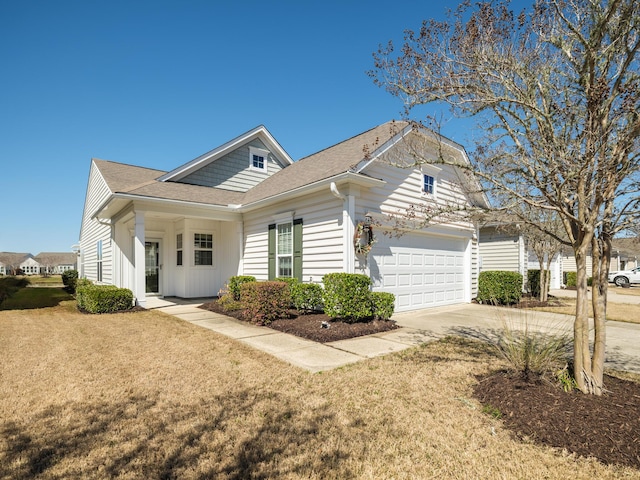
193;232;214;267
420;165;441;198
249;146;269;172
276;221;293;278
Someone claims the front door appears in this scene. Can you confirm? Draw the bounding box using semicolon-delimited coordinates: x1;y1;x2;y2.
145;241;160;294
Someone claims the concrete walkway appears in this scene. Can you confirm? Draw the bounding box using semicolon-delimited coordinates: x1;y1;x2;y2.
147;297;640;375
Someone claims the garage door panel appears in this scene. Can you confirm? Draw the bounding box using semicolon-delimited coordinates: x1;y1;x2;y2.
372;233;467;312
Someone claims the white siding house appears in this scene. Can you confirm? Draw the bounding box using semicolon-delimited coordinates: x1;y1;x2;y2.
79;122;488;311
479;225;562;290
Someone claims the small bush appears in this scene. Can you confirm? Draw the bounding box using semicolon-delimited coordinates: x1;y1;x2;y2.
76;284;134;313
371;291;395;320
228;276;256;300
291;283;323;313
61;269;79;293
240;281;290;325
565;271;577;287
216;284;243;312
477;271;523;305
274;277;299;287
322;273;372;322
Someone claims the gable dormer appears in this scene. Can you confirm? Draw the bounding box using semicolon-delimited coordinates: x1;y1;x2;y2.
158;125;293;192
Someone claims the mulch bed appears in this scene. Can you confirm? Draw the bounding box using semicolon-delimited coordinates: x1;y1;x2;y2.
474;371;640;469
199;300;398;343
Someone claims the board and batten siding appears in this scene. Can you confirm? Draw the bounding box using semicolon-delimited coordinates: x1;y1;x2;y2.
242;191;343;283
79;161;113;283
180;139;285;192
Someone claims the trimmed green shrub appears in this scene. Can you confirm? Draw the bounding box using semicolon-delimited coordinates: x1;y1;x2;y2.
477;271;523;305
526;269;550;299
61;269;79;293
565;271;577;288
76;284;134;313
274;277;299;287
228;275;256;300
240;281;290;325
322;273;373;322
291;283;323;313
371;291;395;320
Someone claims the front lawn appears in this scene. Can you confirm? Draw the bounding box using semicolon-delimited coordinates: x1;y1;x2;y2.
0;302;638;478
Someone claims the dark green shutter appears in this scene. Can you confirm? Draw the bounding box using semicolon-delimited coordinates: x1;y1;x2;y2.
268;224;276;280
293;218;303;281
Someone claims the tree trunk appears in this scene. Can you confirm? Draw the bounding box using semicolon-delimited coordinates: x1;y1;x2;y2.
539;268;549;303
589;235;610;396
573;247;594;394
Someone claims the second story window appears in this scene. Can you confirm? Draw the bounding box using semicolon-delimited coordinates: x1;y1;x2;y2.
423;174;435;196
249;146;269;172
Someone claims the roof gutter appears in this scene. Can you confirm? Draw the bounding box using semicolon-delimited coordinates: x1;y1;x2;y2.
237;172;385;212
91;192;242;220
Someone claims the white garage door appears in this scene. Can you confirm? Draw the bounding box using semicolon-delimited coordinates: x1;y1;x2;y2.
370;233;467;312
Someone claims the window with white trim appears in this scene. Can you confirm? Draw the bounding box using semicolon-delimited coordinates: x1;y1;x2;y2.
176;233;183;266
194;233;213;266
423;174;435;195
277;222;293;277
249;146;269;172
96;240;103;282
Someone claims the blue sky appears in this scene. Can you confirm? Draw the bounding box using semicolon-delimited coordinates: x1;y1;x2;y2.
0;0;521;254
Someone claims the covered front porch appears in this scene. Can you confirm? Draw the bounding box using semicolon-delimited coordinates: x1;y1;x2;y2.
105;200;243;307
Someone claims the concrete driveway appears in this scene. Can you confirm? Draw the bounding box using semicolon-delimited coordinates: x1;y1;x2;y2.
393;303;640;375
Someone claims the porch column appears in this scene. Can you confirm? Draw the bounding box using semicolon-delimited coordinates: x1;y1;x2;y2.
134;211;146;307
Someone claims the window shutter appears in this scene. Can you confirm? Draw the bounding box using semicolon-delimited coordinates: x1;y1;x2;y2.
293;218;303;281
268;224;276;280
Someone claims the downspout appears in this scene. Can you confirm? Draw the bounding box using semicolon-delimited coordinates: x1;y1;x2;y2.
330;182;355;273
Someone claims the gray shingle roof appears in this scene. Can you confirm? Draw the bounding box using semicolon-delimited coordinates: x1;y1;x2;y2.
91;121;424;209
34;253;78;265
0;252;31;266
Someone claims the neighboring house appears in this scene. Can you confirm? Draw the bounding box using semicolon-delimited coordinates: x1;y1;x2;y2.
19;255;41;275
0;253;31;275
479;225;562;290
611;237;640;271
34;252;78;274
79;121;488;311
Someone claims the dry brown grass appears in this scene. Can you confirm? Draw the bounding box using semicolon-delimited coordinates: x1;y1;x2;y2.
533;297;640;324
610;286;640;296
1;301;637;479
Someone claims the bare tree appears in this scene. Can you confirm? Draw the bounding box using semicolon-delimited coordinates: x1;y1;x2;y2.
370;0;640;394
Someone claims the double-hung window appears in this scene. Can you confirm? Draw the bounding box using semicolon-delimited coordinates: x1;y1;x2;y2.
423;174;435;195
96;240;103;282
194;233;213;266
176;234;183;266
277;222;293;277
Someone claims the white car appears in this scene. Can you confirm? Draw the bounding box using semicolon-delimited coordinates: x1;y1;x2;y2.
608;267;640;286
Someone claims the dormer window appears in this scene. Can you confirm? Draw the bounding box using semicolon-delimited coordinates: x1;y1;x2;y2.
250;146;269;172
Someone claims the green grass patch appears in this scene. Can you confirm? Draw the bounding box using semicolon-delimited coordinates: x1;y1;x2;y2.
27;275;64;286
0;286;74;310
